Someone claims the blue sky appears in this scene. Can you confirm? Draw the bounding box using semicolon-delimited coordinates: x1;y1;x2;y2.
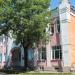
51;0;75;9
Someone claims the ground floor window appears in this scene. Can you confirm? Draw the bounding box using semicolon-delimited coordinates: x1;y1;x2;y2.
52;45;62;60
28;48;34;61
38;47;46;61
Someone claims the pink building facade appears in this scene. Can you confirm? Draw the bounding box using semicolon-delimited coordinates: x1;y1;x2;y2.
32;0;75;72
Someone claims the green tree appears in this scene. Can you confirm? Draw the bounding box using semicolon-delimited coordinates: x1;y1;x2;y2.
0;0;51;70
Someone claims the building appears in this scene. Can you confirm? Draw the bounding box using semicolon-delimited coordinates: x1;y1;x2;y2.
33;0;75;71
0;0;75;72
0;32;24;69
0;35;7;69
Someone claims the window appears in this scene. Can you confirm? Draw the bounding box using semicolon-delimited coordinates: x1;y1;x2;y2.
57;19;60;33
57;19;60;24
52;46;62;60
51;26;54;34
0;54;2;63
38;47;46;61
28;49;34;61
57;24;60;33
50;25;54;35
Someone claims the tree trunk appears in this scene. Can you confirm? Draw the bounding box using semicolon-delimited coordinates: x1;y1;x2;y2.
22;41;30;71
24;46;28;71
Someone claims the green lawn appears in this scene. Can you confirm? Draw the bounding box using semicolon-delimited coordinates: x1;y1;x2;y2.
19;72;75;75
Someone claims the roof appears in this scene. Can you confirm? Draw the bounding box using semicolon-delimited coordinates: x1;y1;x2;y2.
51;7;59;18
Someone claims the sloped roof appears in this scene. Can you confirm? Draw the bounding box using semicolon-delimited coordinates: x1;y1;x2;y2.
51;7;59;18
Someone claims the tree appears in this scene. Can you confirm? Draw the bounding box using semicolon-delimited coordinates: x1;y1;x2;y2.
0;0;51;70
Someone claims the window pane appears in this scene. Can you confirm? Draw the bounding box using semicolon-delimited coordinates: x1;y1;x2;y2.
38;48;46;61
57;24;60;33
42;48;46;60
38;50;41;60
52;46;56;50
55;50;59;59
52;50;55;59
57;46;59;49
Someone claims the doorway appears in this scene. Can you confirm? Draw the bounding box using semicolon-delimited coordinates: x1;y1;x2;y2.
11;48;21;67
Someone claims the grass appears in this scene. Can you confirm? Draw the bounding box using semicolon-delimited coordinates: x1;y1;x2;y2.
0;70;75;75
19;72;75;75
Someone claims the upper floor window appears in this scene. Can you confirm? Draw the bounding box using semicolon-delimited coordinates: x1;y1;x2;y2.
51;26;54;34
57;24;60;33
49;25;54;35
57;19;60;33
57;19;60;24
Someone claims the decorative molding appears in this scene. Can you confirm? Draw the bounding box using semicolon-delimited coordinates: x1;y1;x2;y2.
70;12;75;17
59;7;70;14
60;19;71;23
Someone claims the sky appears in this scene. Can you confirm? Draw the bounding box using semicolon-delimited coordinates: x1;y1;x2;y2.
51;0;75;9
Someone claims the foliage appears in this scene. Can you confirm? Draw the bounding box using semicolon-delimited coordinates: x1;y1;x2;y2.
0;0;51;46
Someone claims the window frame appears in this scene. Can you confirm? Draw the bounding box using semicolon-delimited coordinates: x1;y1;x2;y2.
38;47;46;62
52;45;62;60
50;25;54;35
56;19;60;33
